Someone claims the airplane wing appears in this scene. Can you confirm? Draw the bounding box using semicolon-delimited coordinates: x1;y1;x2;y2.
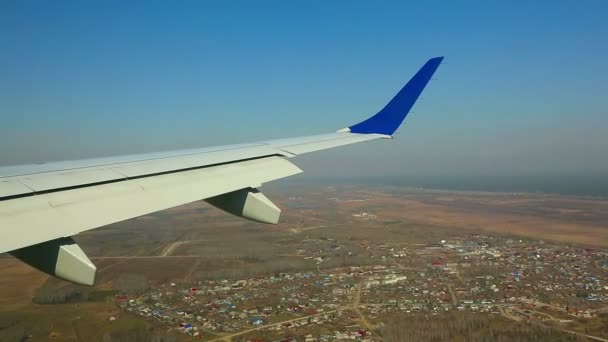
0;57;443;285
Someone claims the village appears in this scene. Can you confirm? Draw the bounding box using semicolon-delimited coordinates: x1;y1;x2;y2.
116;234;608;341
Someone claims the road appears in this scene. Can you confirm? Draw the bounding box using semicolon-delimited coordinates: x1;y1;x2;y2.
497;304;608;342
160;239;208;257
91;255;198;260
447;284;458;305
497;305;521;322
183;258;202;282
208;305;357;341
560;329;608;342
208;281;370;341
288;225;326;234
392;261;419;271
353;282;374;331
591;306;608;313
90;238;209;260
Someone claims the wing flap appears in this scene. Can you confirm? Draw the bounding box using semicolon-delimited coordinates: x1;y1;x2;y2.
0;146;282;199
0;179;34;198
110;146;276;178
17;168;127;193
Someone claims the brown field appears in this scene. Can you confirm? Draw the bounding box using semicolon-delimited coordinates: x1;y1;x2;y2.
354;188;608;247
0;260;48;310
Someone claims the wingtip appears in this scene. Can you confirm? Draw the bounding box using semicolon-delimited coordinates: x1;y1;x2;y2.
347;57;443;136
426;56;444;65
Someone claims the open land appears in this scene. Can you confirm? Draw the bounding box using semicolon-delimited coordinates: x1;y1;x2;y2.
1;184;607;341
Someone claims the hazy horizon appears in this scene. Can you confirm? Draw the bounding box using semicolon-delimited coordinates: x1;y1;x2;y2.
280;171;608;198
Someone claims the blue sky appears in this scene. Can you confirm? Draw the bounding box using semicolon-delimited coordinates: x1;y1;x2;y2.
1;1;607;181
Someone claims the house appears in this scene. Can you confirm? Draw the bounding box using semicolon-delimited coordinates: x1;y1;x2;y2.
332;288;346;296
249;317;263;326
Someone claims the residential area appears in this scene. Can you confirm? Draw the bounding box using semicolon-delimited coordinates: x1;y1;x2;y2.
117;234;608;341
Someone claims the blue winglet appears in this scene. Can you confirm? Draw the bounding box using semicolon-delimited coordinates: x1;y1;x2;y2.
348;57;443;136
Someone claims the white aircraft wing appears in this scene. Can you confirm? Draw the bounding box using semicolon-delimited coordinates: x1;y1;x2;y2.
0;57;443;285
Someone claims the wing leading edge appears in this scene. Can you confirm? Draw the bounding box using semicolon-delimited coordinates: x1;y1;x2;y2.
0;57;443;284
